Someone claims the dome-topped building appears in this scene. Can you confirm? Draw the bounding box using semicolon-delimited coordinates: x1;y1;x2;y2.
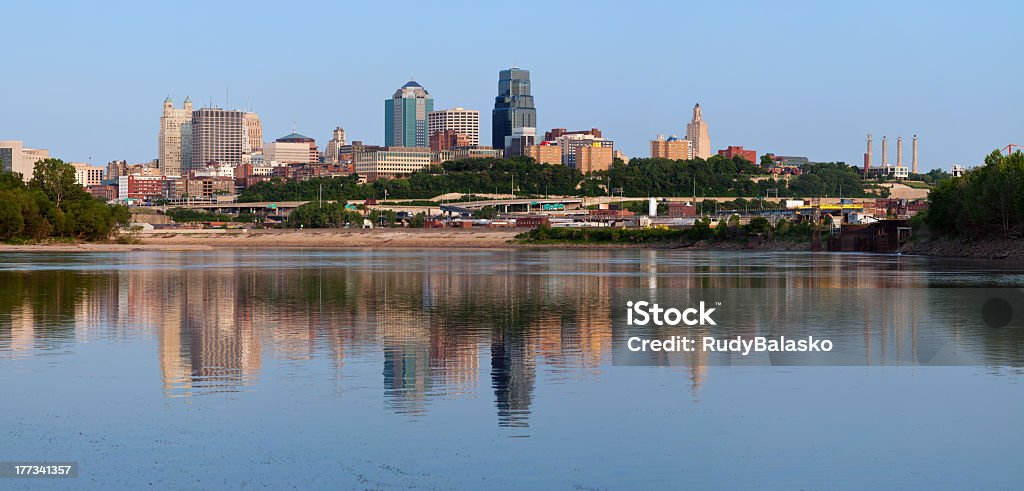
386;80;433;148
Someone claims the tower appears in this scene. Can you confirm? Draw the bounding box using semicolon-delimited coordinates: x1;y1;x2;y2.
912;135;918;174
882;136;888;169
385;80;433;148
897;136;903;167
864;133;873;174
158;96;193;176
685;103;711;159
491;67;536;150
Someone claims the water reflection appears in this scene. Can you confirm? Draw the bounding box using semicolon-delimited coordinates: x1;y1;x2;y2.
1;250;1023;427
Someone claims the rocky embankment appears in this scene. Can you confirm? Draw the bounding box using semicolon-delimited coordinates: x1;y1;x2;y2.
901;237;1024;260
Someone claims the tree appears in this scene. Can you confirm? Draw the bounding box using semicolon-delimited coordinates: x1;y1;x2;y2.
0;196;25;240
473;205;498;219
31;158;80;209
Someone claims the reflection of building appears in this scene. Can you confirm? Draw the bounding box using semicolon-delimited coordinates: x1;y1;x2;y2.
491;330;536;428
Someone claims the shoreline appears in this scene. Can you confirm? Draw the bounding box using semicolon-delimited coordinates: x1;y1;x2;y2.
4;230;1021;258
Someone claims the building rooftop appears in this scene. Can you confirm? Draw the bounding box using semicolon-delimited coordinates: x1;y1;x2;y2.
277;132;314;142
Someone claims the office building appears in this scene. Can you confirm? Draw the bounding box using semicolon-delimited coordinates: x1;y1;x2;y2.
243;112;263;154
651;135;691;160
386;80;433;147
191;108;245;169
158;96;193;176
71;162;105;187
430;130;471;152
265;132;318;164
434;147;503;164
492;67;536;150
717;145;756;163
557;133;613;168
576;144;614;173
428;108;479;147
525;142;562;165
354;147;433;181
0;140;49;181
324;127;346;163
545;128;601;141
685;103;711;159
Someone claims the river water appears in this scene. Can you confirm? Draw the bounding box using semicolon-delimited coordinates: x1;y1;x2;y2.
1;249;1022;489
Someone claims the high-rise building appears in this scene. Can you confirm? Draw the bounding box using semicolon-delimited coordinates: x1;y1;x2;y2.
385;80;433;148
158;96;193;176
545;128;601;141
325;127;346;163
492;67;536;150
576;144;614;173
525;143;561;165
556;133;613;168
685;103;711;159
651;135;691;160
0;140;49;181
427;108;480;147
191;108;245;169
243;112;263;154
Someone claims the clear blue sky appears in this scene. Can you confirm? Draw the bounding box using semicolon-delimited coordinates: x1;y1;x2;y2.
2;0;1020;171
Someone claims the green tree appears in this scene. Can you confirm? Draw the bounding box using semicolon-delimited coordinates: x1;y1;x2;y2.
473;205;498;219
0;196;25;240
30;158;81;209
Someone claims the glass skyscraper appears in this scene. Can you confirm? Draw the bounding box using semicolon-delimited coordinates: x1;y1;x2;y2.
491;67;536;150
385;80;433;148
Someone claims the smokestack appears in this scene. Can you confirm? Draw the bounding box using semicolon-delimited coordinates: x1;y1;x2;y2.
897;136;903;167
912;135;918;174
865;133;873;173
882;136;888;168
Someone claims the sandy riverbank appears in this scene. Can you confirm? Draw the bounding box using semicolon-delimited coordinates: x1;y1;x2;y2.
136;229;523;248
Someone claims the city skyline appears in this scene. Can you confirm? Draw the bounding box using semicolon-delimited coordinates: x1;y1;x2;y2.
0;1;1020;170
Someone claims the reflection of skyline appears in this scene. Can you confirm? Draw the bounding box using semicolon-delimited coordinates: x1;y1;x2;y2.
1;251;1021;426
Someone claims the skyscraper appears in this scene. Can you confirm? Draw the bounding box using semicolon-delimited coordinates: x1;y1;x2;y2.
685;103;711;159
242;112;263;154
158;96;193;176
325;127;346;163
385;80;433;148
427;108;480;147
492;67;536;151
191;108;244;168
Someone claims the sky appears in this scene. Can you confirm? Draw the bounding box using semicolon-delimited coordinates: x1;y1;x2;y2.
1;0;1021;172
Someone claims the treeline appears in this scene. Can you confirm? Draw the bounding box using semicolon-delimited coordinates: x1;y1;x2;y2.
237;156;882;203
519;217;816;244
165;208;257;223
0;159;130;241
285;202;424;228
927;150;1024;239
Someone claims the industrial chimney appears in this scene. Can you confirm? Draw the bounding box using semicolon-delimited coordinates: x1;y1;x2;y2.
864;133;873;174
912;135;918;174
897;136;903;167
882;136;888;169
